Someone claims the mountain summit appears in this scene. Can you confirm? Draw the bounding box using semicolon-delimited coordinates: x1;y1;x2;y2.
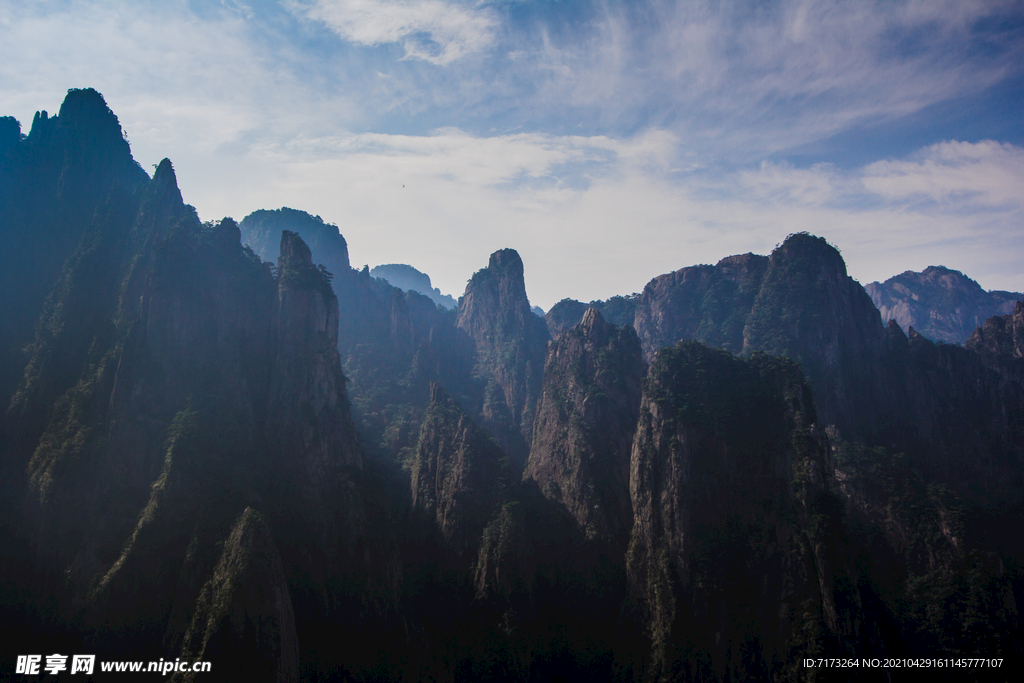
866;265;1023;344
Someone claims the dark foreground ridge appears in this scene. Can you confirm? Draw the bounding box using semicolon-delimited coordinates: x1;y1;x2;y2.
2;89;1022;682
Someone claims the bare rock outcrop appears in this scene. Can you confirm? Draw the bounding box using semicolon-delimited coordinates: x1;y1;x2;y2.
410;383;511;555
524;308;644;550
456;249;549;470
867;266;1022;344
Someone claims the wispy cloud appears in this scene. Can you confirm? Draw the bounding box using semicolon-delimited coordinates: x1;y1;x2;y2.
862;140;1024;207
737;162;844;207
293;0;498;65
514;0;1024;156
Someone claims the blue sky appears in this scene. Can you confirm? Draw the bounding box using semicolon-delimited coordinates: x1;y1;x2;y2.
2;0;1022;309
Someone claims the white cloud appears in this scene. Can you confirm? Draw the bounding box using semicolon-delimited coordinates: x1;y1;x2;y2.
862;140;1024;207
180;127;1023;308
294;0;498;65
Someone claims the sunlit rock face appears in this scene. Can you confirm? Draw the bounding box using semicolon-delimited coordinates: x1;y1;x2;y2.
867;266;1023;345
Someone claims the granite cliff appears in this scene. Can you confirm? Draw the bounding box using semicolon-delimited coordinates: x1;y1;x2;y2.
626;343;864;681
410;383;511;556
456;249;549;471
524;308;644;551
0;91;388;682
867;266;1023;344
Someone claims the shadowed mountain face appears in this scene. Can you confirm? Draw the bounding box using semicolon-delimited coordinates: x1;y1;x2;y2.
525;308;644;551
867;266;1023;345
0;91;386;682
627;343;853;681
741;233;892;441
3;91;1023;682
410;383;511;556
0;89;148;413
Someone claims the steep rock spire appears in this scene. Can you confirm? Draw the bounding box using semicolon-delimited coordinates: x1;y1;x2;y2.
525;308;644;550
456;248;548;470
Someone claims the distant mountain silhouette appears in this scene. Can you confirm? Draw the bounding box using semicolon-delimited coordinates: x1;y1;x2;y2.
370;263;457;309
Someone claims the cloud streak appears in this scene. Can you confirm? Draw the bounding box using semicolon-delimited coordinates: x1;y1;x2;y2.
295;0;498;65
512;0;1024;157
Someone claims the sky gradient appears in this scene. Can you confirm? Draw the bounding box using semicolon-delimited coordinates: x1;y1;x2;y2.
2;0;1022;309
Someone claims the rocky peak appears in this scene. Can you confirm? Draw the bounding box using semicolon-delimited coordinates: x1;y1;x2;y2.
577;306;604;334
525;307;644;550
633;251;766;358
885;317;909;355
279;229;312;266
966;299;1024;365
866;265;1022;344
772;231;847;275
375;263;433;294
151;158;181;198
489;247;523;275
209;217;241;249
410;383;511;554
29;109;51;138
370;263;457;310
543;298;589;338
457;248;549;470
57;88;126;142
53;89;145;194
714;252;769;284
921;265;985;291
742;233;887;438
458;248;532;327
0;116;19;154
268;230;361;556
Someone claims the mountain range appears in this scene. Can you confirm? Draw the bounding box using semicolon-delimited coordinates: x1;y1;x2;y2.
866;267;1023;345
2;89;1021;682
